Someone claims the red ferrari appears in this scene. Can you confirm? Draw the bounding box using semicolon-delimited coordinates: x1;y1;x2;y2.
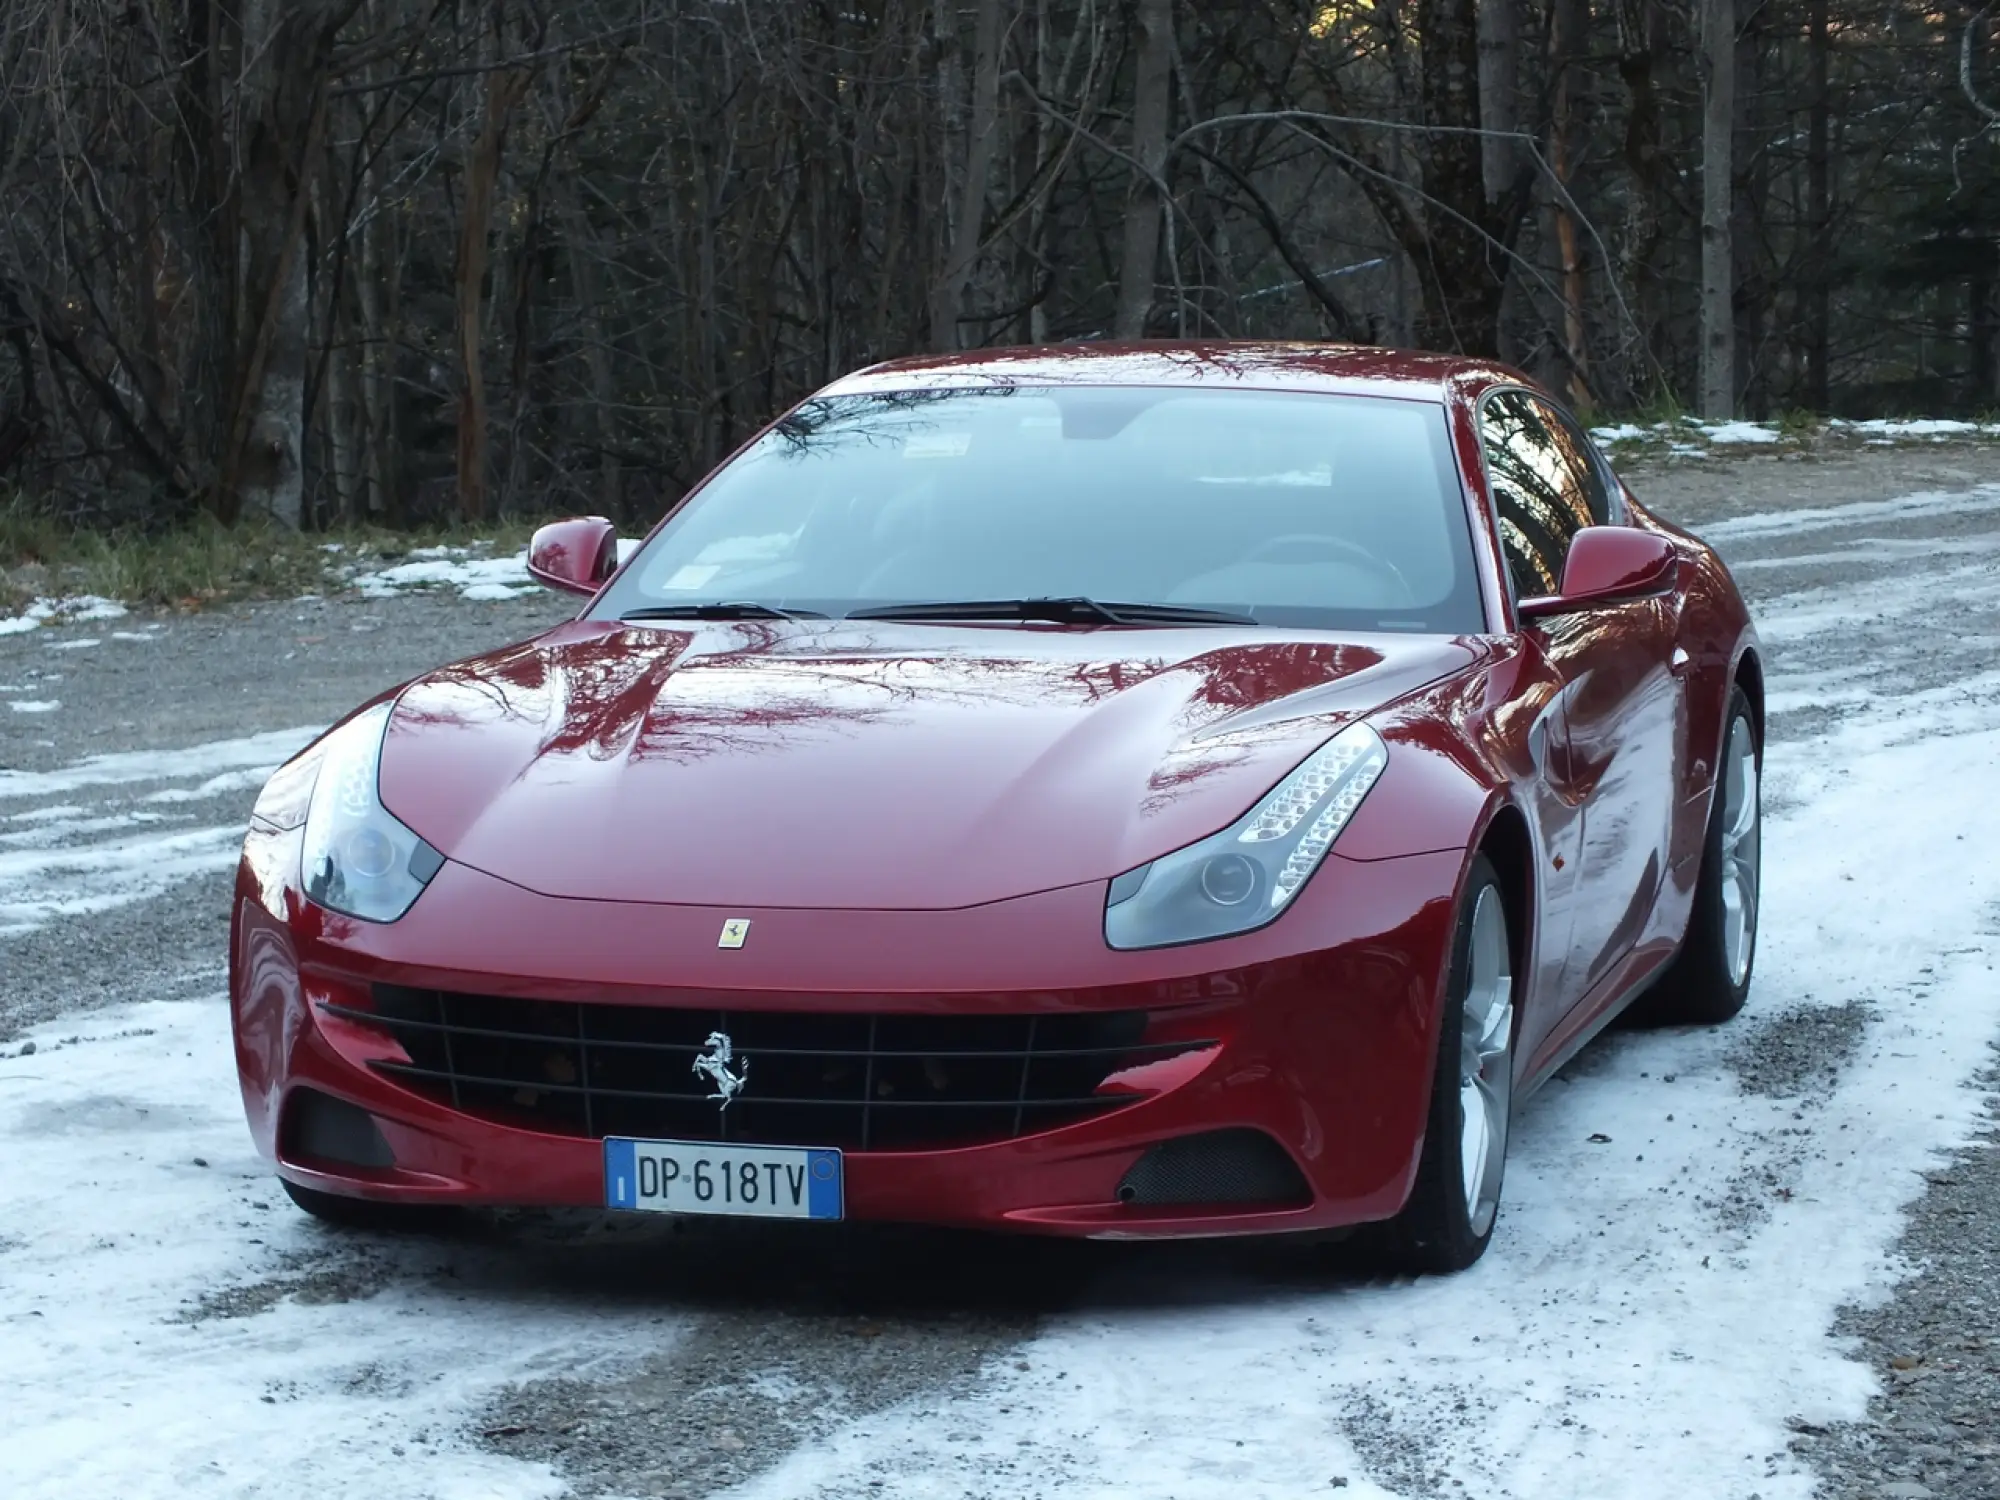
232;344;1761;1272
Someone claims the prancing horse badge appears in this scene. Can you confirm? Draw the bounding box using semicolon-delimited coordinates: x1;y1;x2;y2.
717;918;751;949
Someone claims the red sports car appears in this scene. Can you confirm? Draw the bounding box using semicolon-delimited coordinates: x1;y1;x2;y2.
232;344;1761;1272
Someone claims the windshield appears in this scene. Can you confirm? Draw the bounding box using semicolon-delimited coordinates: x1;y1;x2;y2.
594;386;1484;633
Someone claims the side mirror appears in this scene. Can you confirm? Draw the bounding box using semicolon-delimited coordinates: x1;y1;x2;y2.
1517;527;1679;620
527;517;619;596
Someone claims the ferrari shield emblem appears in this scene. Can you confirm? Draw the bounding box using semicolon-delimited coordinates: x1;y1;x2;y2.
717;918;751;949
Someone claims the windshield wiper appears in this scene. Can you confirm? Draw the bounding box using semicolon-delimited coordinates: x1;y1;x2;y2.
620;602;826;622
846;597;1257;626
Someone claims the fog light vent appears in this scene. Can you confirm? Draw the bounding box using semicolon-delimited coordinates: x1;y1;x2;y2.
1117;1129;1310;1207
281;1088;395;1168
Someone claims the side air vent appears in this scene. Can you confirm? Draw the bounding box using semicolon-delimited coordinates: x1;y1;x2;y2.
281;1088;395;1168
1116;1129;1310;1207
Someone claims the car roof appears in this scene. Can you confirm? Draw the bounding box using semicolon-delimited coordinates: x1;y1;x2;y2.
822;341;1521;404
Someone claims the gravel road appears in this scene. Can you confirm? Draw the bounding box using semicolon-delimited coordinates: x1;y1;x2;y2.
5;442;2000;1500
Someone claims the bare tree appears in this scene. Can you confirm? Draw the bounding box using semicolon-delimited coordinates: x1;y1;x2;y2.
1115;0;1174;338
1698;0;1735;418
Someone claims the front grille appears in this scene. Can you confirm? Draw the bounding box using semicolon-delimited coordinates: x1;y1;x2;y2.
333;985;1201;1151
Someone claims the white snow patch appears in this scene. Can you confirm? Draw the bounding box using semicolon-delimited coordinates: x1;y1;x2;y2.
0;825;243;935
9;700;59;714
0;726;320;801
110;630;160;642
1703;482;2000;542
2;803;86;824
353;547;536;601
1698;420;1782;444
0;596;129;635
1847;417;1985;437
0;997;667;1500
44;637;100;651
0;727;328;936
0;810;179;849
141;767;282;805
1588;423;1649;443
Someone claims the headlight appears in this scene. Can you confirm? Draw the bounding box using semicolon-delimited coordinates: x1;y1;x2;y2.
299;702;444;922
1104;721;1388;950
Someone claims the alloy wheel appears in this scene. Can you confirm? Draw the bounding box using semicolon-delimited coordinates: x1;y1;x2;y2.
1719;714;1761;988
1458;885;1514;1237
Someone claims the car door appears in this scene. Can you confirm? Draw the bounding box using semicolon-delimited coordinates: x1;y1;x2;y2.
1480;390;1683;1033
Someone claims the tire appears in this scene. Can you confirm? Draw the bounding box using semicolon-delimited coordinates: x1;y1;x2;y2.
281;1177;444;1232
1630;684;1760;1027
1368;853;1516;1275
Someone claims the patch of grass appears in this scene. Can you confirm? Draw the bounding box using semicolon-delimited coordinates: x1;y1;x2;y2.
1624;391;1691;429
0;494;545;614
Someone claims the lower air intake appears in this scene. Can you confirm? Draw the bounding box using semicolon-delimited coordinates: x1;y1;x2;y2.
281;1088;395;1168
1117;1129;1310;1207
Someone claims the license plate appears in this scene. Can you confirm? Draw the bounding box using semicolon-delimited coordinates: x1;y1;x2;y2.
603;1137;843;1220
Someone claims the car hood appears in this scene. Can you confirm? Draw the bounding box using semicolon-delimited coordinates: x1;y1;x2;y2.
379;620;1478;909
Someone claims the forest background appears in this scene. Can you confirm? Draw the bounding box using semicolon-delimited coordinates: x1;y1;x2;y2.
4;0;2000;538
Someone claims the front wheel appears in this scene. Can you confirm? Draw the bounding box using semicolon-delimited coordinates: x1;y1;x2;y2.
281;1178;446;1232
1631;685;1760;1026
1369;853;1516;1274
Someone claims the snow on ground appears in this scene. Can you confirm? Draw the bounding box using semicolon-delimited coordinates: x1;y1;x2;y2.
0;726;320;938
7;700;59;714
1699;419;1784;444
0;999;673;1500
352;545;538;601
1839;418;1986;438
0;726;320;801
1591;415;2000;453
0;596;129;636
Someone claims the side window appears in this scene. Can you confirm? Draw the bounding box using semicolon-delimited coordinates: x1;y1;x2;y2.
1479;390;1603;600
1543;404;1614;527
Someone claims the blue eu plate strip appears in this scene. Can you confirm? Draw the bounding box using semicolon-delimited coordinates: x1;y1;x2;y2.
604;1137;638;1210
807;1149;843;1220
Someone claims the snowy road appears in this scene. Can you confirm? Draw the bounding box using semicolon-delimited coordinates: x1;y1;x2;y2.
4;453;2000;1499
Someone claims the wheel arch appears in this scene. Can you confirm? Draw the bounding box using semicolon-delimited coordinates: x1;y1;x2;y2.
1472;800;1535;1004
1733;643;1765;752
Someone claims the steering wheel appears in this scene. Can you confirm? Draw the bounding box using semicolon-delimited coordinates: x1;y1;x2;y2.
1240;533;1413;596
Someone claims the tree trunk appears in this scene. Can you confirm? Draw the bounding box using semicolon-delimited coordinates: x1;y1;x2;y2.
1616;0;1672;399
558;177;622;517
453;50;529;523
1549;0;1591;407
1698;0;1736;419
1971;258;1996;408
214;0;342;528
1806;0;1830;411
1114;0;1173;339
930;0;1005;351
1476;0;1521;206
1732;4;1766;415
1413;0;1505;354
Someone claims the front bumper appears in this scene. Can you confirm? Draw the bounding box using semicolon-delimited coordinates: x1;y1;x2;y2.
232;827;1463;1238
